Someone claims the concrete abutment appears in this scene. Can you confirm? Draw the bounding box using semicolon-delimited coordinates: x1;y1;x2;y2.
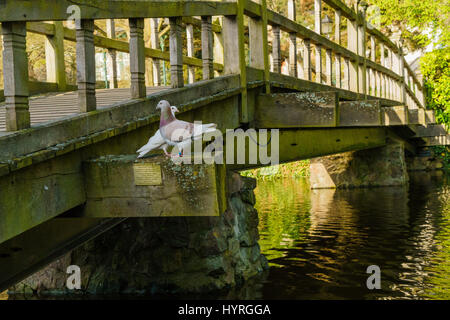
309;140;409;189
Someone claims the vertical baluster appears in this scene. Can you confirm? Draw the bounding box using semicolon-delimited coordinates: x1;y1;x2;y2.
335;9;342;88
249;9;264;70
150;18;161;86
303;39;312;80
202;16;214;80
315;44;322;83
288;0;297;77
326;49;332;85
106;19;118;88
169;17;184;88
343;58;350;90
129;18;146;98
272;25;281;73
2;21;30;131
186;23;195;83
76;19;96;112
45;21;66;91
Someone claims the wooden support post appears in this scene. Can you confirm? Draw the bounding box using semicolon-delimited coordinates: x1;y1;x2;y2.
1;21;30;131
76;19;96;112
303;39;312;81
370;36;376;95
272;25;281;73
347;18;359;92
335;10;342;88
213;17;224;78
314;0;322;83
45;21;66;91
129;18;146;98
150;18;161;86
201;16;214;80
106;19;118;88
288;0;297;77
357;12;366;96
186;23;195;83
398;47;407;105
380;42;385;97
223;0;247;123
326;49;332;86
314;0;322;35
249;14;264;70
169;17;184;88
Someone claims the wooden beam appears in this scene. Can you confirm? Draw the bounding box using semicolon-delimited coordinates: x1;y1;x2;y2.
0;0;237;21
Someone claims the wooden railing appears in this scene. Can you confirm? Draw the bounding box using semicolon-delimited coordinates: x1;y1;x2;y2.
0;0;425;132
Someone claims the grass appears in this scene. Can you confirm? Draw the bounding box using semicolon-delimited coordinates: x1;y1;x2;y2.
240;160;310;181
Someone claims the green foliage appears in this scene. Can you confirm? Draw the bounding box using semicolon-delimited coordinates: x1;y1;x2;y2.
421;47;450;128
240;160;310;180
432;146;450;169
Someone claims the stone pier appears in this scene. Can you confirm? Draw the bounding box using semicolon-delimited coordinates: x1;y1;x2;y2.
8;173;268;295
309;140;409;189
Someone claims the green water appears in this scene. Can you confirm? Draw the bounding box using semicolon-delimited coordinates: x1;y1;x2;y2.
254;171;450;299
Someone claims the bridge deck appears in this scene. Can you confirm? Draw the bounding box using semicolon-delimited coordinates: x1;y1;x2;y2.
0;87;169;132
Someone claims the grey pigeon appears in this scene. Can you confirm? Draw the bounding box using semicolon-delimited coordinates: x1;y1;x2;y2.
136;105;179;158
156;100;217;157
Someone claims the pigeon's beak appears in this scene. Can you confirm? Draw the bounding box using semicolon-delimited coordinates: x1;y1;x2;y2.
156;105;161;111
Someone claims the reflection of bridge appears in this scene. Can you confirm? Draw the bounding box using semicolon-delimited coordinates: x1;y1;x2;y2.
0;0;448;292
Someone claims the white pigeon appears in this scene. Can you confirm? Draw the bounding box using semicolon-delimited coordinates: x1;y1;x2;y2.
156;100;217;157
136;105;180;158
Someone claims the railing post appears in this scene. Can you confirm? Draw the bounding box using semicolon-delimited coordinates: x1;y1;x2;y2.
287;0;297;77
129;18;146;98
347;15;359;92
76;19;96;112
223;0;247;123
45;21;66;91
169;17;184;88
303;39;312;81
106;19;118;88
343;58;350;90
335;9;342;88
370;36;376;95
213;18;224;78
186;23;195;83
150;18;161;86
1;21;30;131
249;0;269;91
398;47;407;105
272;25;282;74
201;16;214;80
314;0;322;83
357;5;367;96
380;42;386;98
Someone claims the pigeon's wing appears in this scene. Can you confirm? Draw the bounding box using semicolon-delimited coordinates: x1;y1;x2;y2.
161;120;194;144
137;130;165;158
191;123;217;140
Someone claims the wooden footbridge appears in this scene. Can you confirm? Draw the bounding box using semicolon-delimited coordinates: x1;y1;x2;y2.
0;0;448;291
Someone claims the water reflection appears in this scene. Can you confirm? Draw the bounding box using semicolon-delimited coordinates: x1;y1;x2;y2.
256;171;450;299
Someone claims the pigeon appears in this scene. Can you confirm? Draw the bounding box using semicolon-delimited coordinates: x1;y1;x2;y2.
136;105;180;158
151;100;217;157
